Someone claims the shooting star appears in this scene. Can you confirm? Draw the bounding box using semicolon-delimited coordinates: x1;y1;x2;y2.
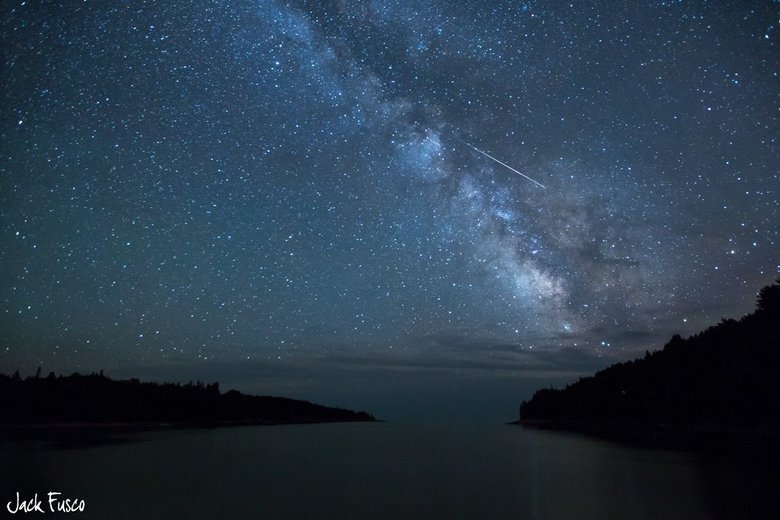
457;138;546;189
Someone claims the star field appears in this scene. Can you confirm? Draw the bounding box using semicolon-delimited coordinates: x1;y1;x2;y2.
1;1;777;419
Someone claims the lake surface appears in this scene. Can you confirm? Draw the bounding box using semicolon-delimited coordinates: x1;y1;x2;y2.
1;422;776;519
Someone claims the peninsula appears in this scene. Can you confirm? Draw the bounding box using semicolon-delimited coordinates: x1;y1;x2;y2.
0;371;375;430
517;280;780;449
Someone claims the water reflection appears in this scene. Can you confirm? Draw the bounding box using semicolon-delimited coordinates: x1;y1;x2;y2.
0;423;776;519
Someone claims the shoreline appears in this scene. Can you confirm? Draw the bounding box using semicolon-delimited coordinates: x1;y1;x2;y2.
0;417;377;447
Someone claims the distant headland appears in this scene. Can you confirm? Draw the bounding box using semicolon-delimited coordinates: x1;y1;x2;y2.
0;371;375;432
515;280;780;449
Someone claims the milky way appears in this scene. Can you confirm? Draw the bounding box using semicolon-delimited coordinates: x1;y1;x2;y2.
1;1;777;419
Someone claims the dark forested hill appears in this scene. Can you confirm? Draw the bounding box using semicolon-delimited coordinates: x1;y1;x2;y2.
0;372;375;426
519;281;780;434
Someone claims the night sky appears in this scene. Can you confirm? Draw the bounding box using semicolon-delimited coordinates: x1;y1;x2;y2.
1;1;777;421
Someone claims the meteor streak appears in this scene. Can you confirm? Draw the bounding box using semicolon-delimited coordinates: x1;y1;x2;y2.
458;138;546;189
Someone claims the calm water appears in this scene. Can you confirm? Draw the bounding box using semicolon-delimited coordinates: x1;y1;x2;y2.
1;423;776;519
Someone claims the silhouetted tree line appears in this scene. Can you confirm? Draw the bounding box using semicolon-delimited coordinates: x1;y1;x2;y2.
0;371;374;425
520;280;780;430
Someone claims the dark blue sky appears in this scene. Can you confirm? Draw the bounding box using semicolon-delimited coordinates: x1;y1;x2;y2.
1;0;777;421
